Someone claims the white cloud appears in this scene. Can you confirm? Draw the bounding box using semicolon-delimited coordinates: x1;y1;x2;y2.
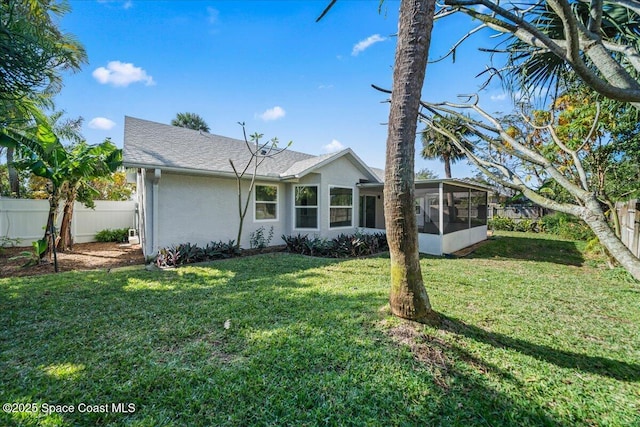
92;61;155;87
257;106;286;121
207;7;219;24
97;0;133;9
88;117;116;130
490;93;507;101
322;139;345;153
318;84;334;90
352;34;386;56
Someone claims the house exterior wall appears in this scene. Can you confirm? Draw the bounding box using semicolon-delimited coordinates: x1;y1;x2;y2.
288;157;373;239
139;169;289;255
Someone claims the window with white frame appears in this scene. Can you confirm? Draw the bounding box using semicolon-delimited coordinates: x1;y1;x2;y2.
329;186;353;228
254;185;278;221
294;185;318;229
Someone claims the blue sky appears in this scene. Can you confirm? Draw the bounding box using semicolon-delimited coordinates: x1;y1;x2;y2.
55;0;514;177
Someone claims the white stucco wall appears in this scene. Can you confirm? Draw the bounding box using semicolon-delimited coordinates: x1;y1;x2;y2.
141;170;287;254
289;156;373;240
138;155;380;255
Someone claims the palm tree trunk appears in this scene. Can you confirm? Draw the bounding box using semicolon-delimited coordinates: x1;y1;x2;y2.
443;156;452;179
57;196;75;252
43;190;60;262
7;147;20;197
385;0;438;323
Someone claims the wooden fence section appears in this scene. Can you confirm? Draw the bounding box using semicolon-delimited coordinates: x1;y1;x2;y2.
617;199;640;258
0;199;136;247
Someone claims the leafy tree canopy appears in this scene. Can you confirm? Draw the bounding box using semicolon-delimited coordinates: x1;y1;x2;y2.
0;0;87;102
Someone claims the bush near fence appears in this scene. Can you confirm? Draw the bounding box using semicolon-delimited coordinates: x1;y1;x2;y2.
489;212;594;241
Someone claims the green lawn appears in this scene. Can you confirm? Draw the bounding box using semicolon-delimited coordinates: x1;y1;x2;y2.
1;232;639;426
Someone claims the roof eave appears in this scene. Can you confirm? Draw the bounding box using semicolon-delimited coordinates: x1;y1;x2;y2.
122;161;284;182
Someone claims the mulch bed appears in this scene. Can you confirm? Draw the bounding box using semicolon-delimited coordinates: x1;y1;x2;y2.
0;242;145;278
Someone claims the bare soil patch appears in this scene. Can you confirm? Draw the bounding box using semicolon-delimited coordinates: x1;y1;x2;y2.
0;242;145;278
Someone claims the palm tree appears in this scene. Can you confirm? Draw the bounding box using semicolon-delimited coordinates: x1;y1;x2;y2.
421;114;474;178
1;0;86;196
0;0;87;100
383;0;437;323
494;1;640;103
171;112;210;132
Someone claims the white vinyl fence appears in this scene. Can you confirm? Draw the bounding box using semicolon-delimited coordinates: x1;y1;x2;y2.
0;198;136;247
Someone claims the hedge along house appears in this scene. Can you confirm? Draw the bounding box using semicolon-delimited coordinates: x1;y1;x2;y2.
358;179;490;255
123;117;490;257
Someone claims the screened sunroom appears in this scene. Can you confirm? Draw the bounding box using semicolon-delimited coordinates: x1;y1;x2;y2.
358;179;490;256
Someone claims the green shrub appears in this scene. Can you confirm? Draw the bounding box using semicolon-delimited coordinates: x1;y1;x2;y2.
249;226;274;249
540;212;595;241
154;240;240;268
513;218;541;233
282;231;388;258
95;228;130;243
488;216;516;231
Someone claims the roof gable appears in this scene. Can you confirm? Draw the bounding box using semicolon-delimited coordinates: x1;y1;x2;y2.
281;148;380;182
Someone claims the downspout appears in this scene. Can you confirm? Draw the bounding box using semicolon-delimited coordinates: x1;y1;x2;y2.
468;189;472;230
152;169;161;255
438;182;444;255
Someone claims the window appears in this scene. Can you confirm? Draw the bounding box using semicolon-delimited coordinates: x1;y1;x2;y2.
294;185;318;229
255;185;278;221
329;186;353;228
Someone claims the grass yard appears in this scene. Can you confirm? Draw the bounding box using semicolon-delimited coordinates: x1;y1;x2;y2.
1;232;639;426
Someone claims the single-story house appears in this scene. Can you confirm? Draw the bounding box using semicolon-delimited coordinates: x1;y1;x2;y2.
123;116;489;257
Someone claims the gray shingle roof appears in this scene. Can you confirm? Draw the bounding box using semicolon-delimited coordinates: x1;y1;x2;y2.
123;116;315;177
280;151;342;178
123;116;381;182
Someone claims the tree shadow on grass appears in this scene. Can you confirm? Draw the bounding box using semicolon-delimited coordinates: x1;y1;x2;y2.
438;314;640;382
0;254;622;426
465;234;585;266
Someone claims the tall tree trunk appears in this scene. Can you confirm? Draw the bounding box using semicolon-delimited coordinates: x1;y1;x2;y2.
443;155;455;225
443;155;452;179
57;196;75;252
7;147;20;197
385;0;437;323
43;190;60;262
